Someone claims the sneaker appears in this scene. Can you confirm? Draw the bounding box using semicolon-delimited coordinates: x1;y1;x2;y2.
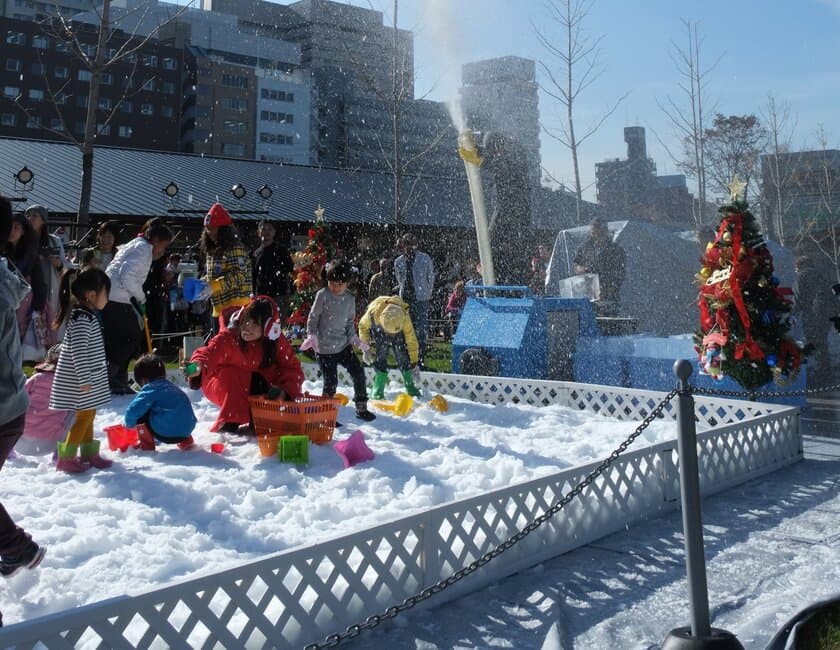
0;541;46;578
355;409;376;422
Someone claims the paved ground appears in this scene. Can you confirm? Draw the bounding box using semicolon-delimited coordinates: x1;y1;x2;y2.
802;389;840;438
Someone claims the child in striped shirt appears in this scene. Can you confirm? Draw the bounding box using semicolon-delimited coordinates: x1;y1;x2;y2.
49;267;114;473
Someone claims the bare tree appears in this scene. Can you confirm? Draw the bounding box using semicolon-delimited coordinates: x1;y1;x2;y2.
344;0;450;235
535;0;627;225
699;114;766;200
8;1;190;236
657;19;719;232
802;125;840;281
760;94;800;244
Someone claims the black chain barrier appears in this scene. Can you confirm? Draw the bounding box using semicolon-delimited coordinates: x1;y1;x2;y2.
303;388;679;650
692;378;840;400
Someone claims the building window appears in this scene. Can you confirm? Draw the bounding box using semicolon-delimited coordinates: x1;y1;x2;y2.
97;123;110;136
260;88;295;103
223;120;247;134
140;103;154;116
120;101;133;113
144;55;157;67
50;117;63;129
55;41;70;54
74;121;86;135
222;143;246;156
31;35;49;49
55;92;67;105
259;110;294;124
76;95;88;108
1;114;16;127
6;59;21;72
162;57;177;70
222;97;248;112
98;97;111;110
101;72;112;85
141;78;154;91
31;62;45;76
29;88;44;102
26;115;41;129
6;31;26;45
3;86;20;99
118;125;133;138
161;81;175;94
259;132;295;145
55;66;68;79
78;69;92;82
161;105;174;118
221;74;248;89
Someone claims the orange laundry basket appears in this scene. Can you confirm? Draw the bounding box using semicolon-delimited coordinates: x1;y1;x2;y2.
249;395;341;447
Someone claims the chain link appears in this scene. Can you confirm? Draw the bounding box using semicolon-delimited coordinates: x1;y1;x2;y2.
303;388;679;650
692;379;840;400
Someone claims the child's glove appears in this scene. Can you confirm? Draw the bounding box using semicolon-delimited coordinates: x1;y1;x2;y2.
362;348;374;365
350;334;370;352
300;334;319;353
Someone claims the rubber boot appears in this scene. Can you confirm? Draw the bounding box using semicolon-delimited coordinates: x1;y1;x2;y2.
355;401;376;422
55;442;89;474
80;440;113;469
401;370;421;398
136;424;156;451
371;371;388;400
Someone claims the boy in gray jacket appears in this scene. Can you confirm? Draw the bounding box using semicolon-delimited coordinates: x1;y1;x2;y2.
302;261;375;421
0;196;46;605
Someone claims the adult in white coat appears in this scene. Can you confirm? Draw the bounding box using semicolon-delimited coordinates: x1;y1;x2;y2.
103;219;172;394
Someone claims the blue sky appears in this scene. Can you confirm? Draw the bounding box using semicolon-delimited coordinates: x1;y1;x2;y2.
274;0;840;200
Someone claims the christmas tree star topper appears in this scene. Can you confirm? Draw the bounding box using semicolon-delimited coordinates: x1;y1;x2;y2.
726;174;747;202
314;204;325;223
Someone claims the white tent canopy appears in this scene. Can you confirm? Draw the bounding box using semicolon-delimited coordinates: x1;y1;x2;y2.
545;219;795;336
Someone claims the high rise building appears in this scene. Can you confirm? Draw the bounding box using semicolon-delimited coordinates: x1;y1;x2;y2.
459;56;541;187
2;0;95;21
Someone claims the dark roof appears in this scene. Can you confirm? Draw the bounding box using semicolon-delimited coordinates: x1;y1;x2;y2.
0;136;474;227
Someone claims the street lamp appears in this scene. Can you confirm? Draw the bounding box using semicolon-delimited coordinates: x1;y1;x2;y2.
230;184;247;200
258;184;272;200
163;181;179;198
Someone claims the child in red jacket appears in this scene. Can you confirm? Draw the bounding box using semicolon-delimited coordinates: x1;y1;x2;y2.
187;296;304;432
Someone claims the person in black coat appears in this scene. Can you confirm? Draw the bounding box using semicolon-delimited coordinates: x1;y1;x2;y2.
251;220;292;322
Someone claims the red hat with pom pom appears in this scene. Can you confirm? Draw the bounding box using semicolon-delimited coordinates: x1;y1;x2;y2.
204;203;232;228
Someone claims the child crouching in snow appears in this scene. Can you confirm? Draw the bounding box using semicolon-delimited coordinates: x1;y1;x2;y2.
125;354;197;451
49;267;113;473
358;295;421;399
16;344;74;456
187;296;304;433
302;260;375;421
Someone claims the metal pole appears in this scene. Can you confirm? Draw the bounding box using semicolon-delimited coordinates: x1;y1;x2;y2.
673;359;711;637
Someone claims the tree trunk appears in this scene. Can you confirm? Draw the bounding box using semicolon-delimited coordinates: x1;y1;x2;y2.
566;9;581;225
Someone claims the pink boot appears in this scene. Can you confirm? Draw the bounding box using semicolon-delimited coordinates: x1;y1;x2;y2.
80;440;113;469
55;443;90;474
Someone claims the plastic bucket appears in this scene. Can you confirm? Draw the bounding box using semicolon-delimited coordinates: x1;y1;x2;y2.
182;278;208;303
104;424;139;452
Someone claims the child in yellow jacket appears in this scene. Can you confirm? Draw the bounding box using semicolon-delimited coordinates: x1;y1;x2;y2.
358;295;421;399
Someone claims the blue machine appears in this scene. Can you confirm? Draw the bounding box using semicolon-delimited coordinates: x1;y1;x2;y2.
452;286;806;406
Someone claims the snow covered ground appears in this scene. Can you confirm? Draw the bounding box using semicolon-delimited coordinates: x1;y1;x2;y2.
0;375;681;627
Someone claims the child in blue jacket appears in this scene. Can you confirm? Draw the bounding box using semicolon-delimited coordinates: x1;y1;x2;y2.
126;354;197;450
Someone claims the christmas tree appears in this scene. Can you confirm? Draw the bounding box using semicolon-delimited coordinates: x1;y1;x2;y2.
287;205;336;327
695;176;805;390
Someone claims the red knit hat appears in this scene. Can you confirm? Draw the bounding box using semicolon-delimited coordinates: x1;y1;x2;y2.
204;203;232;228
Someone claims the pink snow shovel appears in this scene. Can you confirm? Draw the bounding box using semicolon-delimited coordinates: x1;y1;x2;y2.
334;430;375;468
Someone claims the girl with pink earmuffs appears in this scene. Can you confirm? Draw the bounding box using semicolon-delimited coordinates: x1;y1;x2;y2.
186;296;303;433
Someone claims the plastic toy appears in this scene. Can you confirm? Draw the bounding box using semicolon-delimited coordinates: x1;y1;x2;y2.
210;442;225;454
182;278;209;303
370;393;413;417
429;394;449;412
104;424;139;452
334;430;375;468
279;435;309;464
334;392;350;406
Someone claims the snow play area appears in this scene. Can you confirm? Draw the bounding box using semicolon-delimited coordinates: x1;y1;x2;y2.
0;371;684;627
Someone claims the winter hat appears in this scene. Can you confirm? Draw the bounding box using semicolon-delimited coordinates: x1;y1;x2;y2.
379;303;404;335
34;343;62;373
325;260;352;283
24;204;48;222
204;203;232;228
230;295;283;340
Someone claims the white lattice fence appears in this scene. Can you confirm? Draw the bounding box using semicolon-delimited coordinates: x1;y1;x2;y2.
0;371;801;649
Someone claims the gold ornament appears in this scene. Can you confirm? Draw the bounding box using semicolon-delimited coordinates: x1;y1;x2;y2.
757;277;767;288
699;267;711;279
722;231;732;243
726;174;747;201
